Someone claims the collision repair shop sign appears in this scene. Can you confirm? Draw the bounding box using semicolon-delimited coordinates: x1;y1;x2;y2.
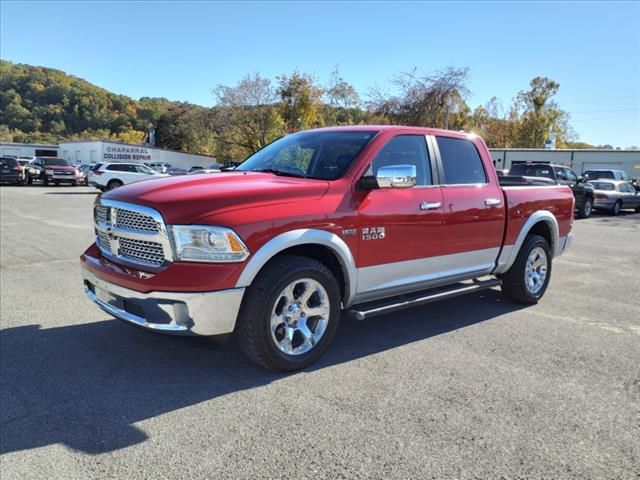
103;146;152;161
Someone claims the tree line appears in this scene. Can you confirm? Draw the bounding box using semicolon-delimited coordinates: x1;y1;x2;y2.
0;60;621;162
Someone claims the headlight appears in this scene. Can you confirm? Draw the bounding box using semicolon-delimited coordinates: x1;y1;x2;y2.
45;169;54;175
170;225;250;262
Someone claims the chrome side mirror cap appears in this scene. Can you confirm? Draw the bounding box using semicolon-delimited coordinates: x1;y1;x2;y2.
376;164;417;189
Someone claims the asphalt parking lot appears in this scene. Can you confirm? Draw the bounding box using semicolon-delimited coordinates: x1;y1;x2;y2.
1;185;639;479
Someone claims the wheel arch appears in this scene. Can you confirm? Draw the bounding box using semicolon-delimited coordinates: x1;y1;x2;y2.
235;229;357;307
494;211;560;274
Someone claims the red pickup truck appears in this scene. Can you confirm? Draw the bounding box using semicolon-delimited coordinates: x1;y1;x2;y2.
81;126;574;371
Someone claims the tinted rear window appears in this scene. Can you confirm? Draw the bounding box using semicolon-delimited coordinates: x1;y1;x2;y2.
509;164;554;179
436;137;487;184
584;170;614;180
589;182;615;191
1;158;18;167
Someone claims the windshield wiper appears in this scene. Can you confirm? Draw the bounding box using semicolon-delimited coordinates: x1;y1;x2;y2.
251;168;306;178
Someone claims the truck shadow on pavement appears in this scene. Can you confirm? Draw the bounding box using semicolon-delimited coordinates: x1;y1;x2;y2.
0;289;524;455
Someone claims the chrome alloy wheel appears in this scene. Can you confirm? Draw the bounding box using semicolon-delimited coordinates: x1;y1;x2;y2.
270;278;330;356
525;247;548;295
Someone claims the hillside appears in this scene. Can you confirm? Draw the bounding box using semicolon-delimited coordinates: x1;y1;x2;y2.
0;60;210;150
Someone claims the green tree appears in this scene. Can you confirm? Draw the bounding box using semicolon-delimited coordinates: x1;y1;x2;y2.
213;73;284;159
277;72;324;132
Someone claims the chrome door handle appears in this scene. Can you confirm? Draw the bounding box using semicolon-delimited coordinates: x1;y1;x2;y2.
484;198;502;206
420;202;441;210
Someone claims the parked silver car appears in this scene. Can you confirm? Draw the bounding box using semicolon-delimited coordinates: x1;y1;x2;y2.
589;180;640;215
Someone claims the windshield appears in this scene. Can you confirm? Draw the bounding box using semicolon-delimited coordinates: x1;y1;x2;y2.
589;181;615;191
138;165;156;174
236;130;378;180
509;164;553;179
43;158;72;167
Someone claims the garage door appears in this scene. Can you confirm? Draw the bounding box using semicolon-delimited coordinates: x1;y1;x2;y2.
581;162;623;173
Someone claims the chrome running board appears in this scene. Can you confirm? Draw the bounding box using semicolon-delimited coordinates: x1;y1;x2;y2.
347;278;502;321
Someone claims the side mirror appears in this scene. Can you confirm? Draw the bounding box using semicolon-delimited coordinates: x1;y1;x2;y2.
376;164;417;189
577;176;584;183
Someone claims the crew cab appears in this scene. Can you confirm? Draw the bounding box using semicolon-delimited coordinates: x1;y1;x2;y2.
508;163;594;218
81;126;574;371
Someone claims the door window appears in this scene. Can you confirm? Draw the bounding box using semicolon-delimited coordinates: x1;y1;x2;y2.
564;168;578;182
370;135;432;186
436;137;487;184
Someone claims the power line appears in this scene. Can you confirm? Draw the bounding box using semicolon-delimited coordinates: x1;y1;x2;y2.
571;113;640;123
571;107;640;115
562;95;640;106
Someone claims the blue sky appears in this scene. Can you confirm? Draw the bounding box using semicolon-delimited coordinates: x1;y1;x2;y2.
1;0;639;147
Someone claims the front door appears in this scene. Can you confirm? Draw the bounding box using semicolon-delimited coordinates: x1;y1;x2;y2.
356;134;445;300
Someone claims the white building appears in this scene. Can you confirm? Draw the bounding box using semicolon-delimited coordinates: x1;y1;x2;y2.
58;141;217;170
490;148;640;178
0;142;58;158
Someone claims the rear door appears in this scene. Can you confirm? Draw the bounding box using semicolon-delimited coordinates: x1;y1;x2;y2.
434;135;505;275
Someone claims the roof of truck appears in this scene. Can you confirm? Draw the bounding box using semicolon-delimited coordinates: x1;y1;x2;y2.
305;125;475;139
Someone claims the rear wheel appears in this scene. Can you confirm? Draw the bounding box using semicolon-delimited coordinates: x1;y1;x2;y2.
611;201;622;216
499;234;552;304
576;197;593;219
107;179;123;190
236;255;341;371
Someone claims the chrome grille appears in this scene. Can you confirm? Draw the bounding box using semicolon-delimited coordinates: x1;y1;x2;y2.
97;230;111;251
114;209;159;232
95;204;109;224
119;238;165;266
94;200;172;271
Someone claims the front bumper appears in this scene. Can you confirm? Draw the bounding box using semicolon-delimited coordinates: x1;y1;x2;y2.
48;174;78;182
82;267;245;336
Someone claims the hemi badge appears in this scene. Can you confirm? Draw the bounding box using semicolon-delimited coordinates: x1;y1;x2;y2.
342;229;357;237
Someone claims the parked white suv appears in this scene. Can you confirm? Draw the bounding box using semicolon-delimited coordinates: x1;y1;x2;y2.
89;162;168;191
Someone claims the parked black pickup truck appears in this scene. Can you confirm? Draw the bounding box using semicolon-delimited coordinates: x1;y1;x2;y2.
508;163;595;218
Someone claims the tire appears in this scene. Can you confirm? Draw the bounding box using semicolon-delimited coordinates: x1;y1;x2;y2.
499;234;552;304
611;201;622;216
42;176;48;186
71;181;77;187
27;175;33;185
236;255;341;371
107;179;123;190
576;197;593;219
635;205;640;213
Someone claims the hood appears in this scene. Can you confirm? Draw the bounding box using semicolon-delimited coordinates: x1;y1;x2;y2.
103;172;330;224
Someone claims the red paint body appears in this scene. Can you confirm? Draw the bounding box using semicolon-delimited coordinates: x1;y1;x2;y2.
81;126;574;293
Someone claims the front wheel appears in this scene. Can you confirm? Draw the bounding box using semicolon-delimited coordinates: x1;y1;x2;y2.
236;255;341;371
499;234;552;304
576;197;593;219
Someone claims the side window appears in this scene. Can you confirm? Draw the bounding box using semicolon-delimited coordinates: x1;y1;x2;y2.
436;136;487;185
370;135;431;186
564;168;577;182
554;167;566;181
